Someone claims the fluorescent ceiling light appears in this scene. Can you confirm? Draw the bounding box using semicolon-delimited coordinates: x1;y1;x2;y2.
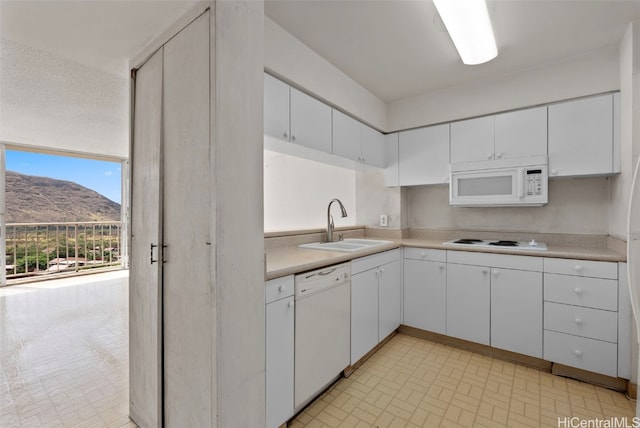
433;0;498;65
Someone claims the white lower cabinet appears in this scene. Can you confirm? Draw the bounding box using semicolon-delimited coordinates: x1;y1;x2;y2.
447;263;491;345
265;276;295;428
350;249;401;365
403;248;447;334
491;268;542;358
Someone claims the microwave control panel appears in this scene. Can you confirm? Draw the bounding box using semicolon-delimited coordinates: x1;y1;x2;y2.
525;169;544;196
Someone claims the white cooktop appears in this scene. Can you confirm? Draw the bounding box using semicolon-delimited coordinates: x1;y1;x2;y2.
443;239;548;251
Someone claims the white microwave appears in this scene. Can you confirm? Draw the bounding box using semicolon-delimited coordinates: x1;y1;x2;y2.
450;157;548;207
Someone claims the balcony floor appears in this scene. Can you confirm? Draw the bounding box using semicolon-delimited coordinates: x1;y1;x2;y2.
0;270;134;428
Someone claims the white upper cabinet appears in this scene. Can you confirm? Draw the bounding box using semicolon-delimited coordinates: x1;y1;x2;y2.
548;93;616;178
264;73;290;141
451;107;547;164
494;106;547;160
361;125;385;168
332;109;361;162
383;133;399;187
332;109;385;167
398;124;450;186
290;87;332;154
450;116;494;164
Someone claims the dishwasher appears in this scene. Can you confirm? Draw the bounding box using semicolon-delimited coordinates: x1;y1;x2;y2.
294;262;351;411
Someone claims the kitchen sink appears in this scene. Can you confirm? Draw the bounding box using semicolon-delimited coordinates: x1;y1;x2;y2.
299;238;393;252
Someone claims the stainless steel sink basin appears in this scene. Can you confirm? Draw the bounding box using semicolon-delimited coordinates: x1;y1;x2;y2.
299;238;393;252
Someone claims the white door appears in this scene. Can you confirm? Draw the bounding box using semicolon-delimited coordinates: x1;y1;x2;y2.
450;115;494;164
361;126;385;168
264;73;290;141
161;11;212;427
0;144;5;287
351;269;379;364
490;268;542;358
332;109;361;162
398;124;450;186
447;263;490;345
403;259;446;334
290;87;332;154
129;48;164;428
378;260;401;341
494;106;547;160
266;296;294;428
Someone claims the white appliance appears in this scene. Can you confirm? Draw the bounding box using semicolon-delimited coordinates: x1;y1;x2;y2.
294;263;351;412
443;238;547;251
627;156;640;416
450;156;548;207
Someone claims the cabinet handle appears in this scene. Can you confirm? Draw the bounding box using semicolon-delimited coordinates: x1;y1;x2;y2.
487;153;493;160
288;301;294;308
574;287;583;295
291;134;296;142
420;252;427;258
575;318;583;325
574;265;583;272
573;349;583;357
439;264;445;270
482;269;488;274
496;152;503;159
278;285;285;292
150;243;158;264
283;131;288;139
379;267;385;275
492;269;500;276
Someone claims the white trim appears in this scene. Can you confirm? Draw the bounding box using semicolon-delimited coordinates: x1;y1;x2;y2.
0;141;127;162
0;144;5;286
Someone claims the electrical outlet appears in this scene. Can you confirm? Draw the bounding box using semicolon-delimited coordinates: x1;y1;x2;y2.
379;214;388;227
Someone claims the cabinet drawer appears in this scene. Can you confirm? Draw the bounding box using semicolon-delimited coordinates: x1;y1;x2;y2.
352;249;401;275
266;275;295;304
403;247;446;262
447;250;542;272
544;258;618;279
544;302;617;343
544;330;617;377
544;274;617;311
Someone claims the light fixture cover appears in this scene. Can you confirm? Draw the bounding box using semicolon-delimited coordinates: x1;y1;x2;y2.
433;0;498;65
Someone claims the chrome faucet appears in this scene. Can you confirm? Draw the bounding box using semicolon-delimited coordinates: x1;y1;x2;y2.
326;198;348;242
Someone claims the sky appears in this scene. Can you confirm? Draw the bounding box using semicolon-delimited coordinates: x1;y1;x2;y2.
6;150;122;204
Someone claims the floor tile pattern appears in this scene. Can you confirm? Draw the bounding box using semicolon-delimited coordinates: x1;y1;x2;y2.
291;334;636;428
0;271;134;428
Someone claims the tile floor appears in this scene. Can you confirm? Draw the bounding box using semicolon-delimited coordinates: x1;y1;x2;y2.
291;334;636;428
0;271;134;428
1;272;636;428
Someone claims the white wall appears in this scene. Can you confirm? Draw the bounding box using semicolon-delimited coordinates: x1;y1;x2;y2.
0;39;129;158
264;149;356;232
264;17;387;131
407;178;611;235
388;46;620;131
355;168;403;229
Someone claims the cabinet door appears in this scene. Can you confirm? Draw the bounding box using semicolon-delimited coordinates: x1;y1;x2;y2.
378;260;402;341
290;87;332;154
548;94;613;177
332;109;361;162
130;47;164;428
450;116;494;164
362;125;385;168
403;259;446;334
491;268;542;358
351;269;379;364
383;133;399;187
266;296;294;428
398;124;450;186
494;106;547;160
447;263;490;345
264;73;290;141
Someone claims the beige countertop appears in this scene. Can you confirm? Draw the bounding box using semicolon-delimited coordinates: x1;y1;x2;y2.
265;238;626;281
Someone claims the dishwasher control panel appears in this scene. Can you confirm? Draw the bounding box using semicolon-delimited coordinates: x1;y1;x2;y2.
295;263;350;299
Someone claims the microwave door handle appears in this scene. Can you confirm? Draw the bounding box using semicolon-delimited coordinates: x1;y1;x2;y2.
517;168;525;199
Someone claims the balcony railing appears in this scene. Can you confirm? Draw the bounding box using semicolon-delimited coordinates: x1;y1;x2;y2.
5;221;123;280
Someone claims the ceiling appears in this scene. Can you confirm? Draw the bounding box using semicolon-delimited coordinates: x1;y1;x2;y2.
0;0;199;76
265;0;640;102
2;1;640;101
